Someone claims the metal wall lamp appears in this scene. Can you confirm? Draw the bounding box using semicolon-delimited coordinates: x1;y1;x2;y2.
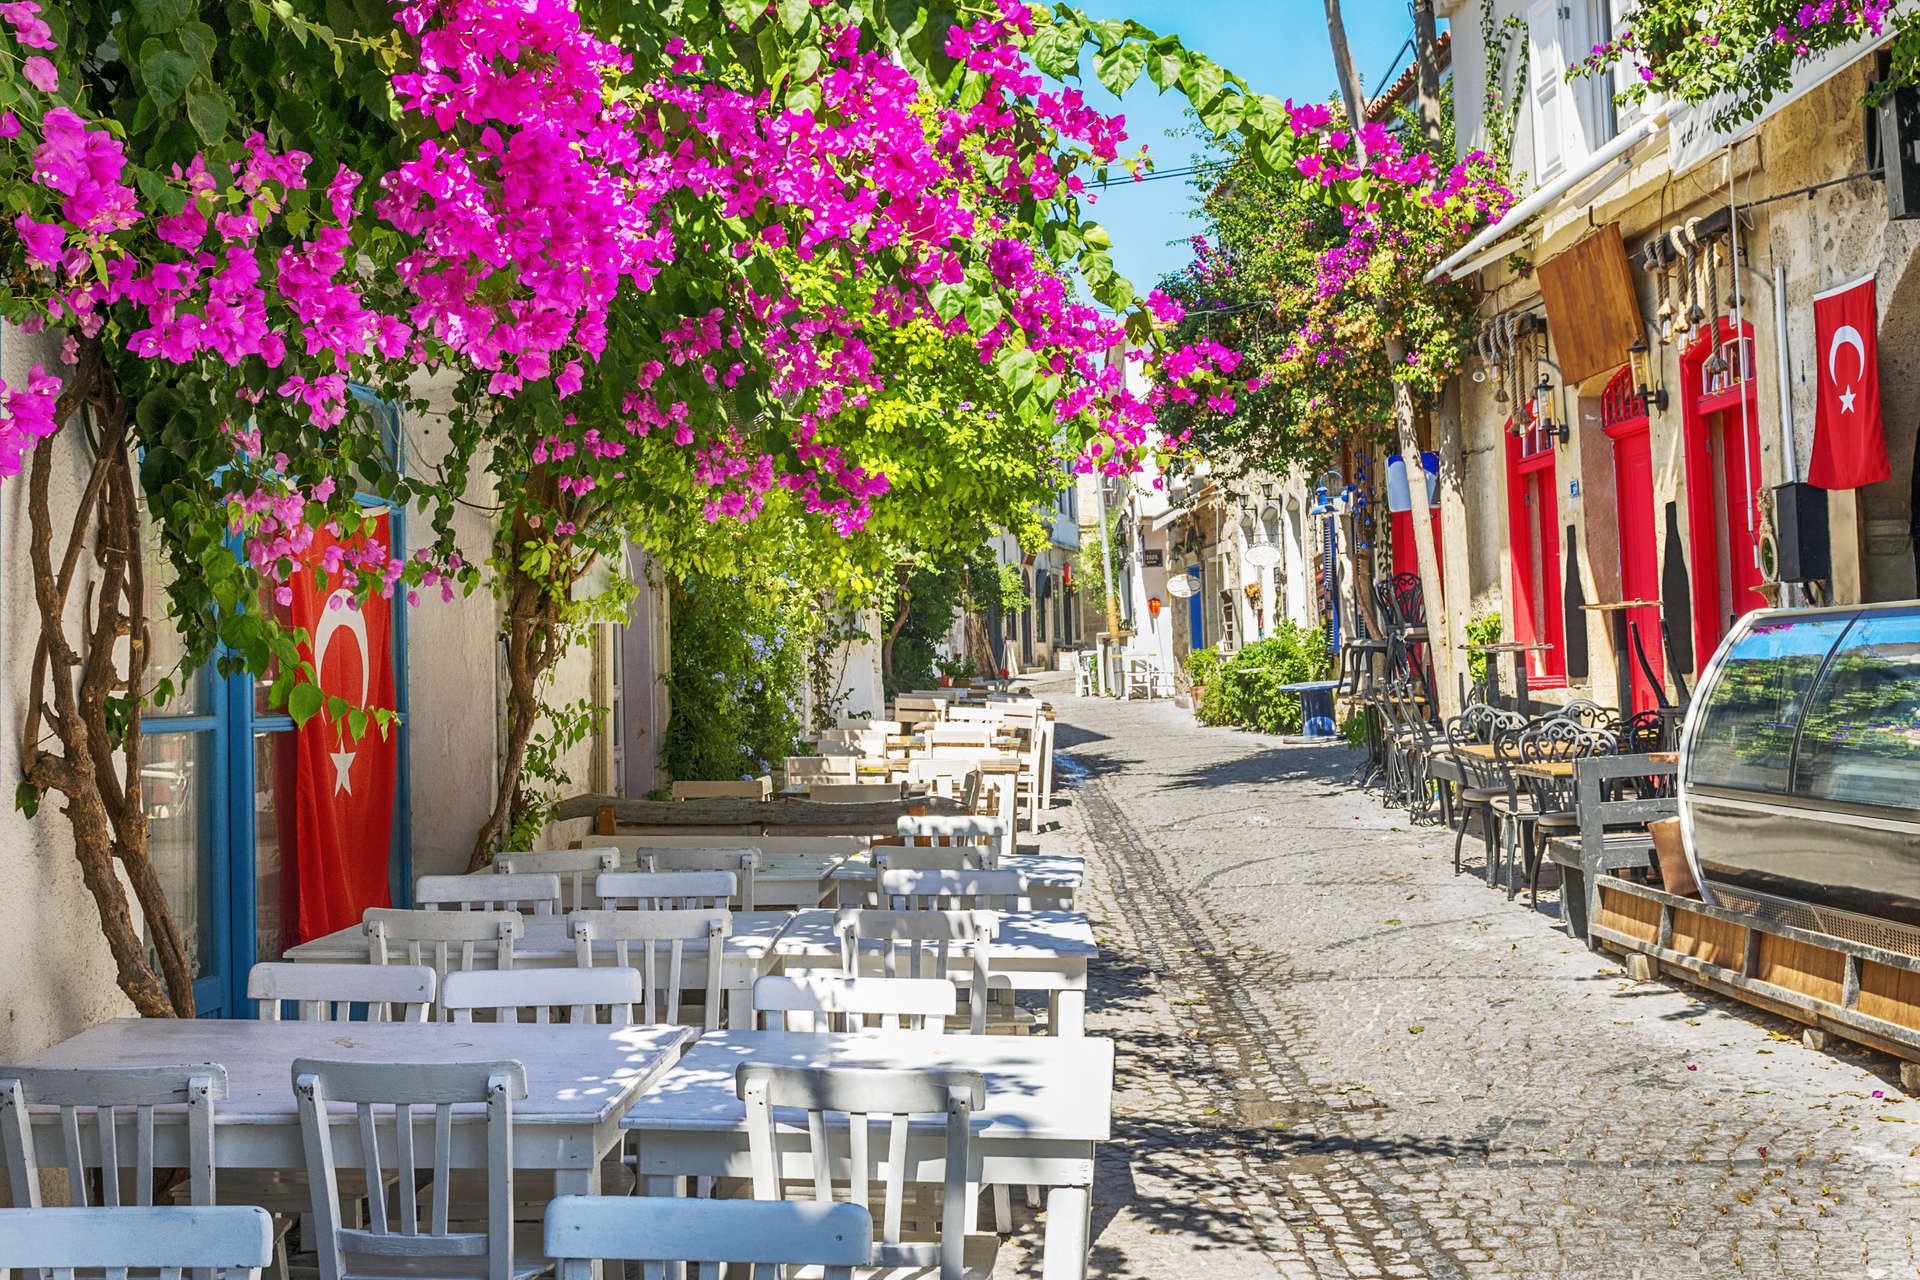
1628;337;1670;414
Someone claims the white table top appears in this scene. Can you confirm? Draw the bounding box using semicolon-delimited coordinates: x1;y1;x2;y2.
772;909;1098;960
285;911;799;964
23;1018;696;1127
621;1030;1113;1143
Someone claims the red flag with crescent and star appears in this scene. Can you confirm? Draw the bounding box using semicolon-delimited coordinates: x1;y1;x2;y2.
286;514;397;943
1809;275;1891;490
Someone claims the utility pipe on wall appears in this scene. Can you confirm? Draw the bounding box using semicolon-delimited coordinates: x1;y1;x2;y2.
1774;262;1798;483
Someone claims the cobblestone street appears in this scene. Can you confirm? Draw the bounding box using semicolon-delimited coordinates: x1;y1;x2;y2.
1005;673;1920;1279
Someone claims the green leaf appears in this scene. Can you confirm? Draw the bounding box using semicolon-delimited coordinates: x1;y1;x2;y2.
927;281;965;321
777;0;809;34
785;81;820;112
791;46;821;82
185;88;228;142
288;681;324;727
1181;57;1225;106
132;0;194;31
1094;42;1147;96
13;781;39;818
1001;347;1037;392
346;706;369;741
1027;21;1082;78
1146;48;1183;91
1200;91;1245;133
1086;17;1124;51
883;0;924;36
721;0;759;27
140;48;197;106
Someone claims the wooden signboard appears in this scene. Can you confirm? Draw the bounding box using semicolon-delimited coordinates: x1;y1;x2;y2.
1536;223;1641;386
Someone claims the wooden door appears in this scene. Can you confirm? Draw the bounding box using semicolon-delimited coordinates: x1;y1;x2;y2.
1612;426;1663;711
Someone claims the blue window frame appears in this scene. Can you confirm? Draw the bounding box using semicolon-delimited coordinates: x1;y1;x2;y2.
139;391;412;1018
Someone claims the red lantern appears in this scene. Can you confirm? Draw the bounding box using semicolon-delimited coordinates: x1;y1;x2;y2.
1147;596;1163;617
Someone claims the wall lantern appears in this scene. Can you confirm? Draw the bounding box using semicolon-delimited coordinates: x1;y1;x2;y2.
1627;336;1670;413
1147;596;1163;617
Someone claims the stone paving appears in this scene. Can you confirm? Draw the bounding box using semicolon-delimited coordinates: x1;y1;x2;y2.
999;671;1920;1279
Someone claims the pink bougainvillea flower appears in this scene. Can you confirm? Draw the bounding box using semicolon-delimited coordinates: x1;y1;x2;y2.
22;55;56;91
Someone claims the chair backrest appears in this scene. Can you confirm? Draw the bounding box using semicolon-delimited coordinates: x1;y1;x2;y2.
0;1205;274;1280
838;716;902;734
630;850;758;912
440;965;645;1026
879;868;1028;911
414;873;562;915
873;847;978;873
595;835;866;860
595;870;737;911
362;909;522;1020
0;1066;229;1211
291;1058;526;1280
493;849;619;913
248;962;436;1023
922;726;992;749
737;1063;984;1280
895;815;1008;866
784;756;855;783
671;778;773;801
806;782;906;804
544;1194;871;1280
752;976;955;1034
569;909;732;1030
833;909;996;1035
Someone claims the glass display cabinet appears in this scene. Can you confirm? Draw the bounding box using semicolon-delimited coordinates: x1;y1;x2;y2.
1682;603;1920;946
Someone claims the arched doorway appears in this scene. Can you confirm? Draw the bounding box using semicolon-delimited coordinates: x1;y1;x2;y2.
1680;319;1765;664
1505;410;1567;688
1601;366;1663;711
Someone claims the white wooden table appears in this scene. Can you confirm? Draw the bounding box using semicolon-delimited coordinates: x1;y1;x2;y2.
622;1030;1113;1280
285;912;798;1029
771;909;1096;1036
754;851;853;909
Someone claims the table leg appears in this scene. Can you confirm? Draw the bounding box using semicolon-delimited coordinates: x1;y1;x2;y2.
726;986;751;1030
1042;1184;1092;1280
555;1161;605;1280
1611;613;1633;721
1049;989;1086;1037
1510;651;1530;719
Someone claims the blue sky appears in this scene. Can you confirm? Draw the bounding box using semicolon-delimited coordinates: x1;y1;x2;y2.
1052;0;1437;298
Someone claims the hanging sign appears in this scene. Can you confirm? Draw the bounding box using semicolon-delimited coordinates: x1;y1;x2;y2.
287;515;398;943
1808;274;1892;490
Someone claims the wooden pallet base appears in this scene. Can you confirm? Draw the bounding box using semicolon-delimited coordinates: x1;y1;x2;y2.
1592;877;1920;1087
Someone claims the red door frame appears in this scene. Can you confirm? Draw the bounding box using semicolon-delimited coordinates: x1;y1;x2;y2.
1679;318;1764;666
1504;415;1567;688
1601;366;1662;712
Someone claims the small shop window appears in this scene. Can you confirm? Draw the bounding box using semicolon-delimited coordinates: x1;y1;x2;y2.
1689;616;1851;794
1792;612;1920;810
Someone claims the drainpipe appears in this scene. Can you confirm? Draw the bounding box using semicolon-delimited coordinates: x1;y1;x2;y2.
1093;470;1121;696
1773;260;1802;608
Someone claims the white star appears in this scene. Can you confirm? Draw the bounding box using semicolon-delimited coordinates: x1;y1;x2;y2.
1840;386;1858;413
329;748;357;795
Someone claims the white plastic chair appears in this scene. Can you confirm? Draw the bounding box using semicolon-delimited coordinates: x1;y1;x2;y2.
415;873;562;915
752;975;956;1034
248;962;436;1023
544;1195;871;1280
0;1205;274;1280
737;1063;996;1280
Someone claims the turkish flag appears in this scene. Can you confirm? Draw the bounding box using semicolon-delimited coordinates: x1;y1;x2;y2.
284;515;397;943
1809;275;1891;490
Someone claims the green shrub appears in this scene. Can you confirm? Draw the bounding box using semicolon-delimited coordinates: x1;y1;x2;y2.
1196;622;1331;734
1466;612;1502;687
1184;645;1224;688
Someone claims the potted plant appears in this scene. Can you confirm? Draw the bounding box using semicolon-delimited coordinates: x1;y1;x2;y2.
935;655;977;688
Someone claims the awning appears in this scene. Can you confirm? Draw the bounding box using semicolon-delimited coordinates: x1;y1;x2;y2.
1147;506;1188;533
1425;106;1671;283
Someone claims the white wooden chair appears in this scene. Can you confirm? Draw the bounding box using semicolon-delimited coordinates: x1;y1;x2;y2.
291;1058;543;1280
736;1063;996;1280
415;873;562;915
635;849;758;912
872;847;978;873
752;976;955;1034
807;782;907;803
895;816;1008;867
568;910;731;1030
0;1205;275;1280
0;1064;227;1214
363;909;523;1021
545;1194;871;1280
878;869;1029;912
832;909;997;1035
784;755;856;785
670;777;772;801
493;850;619;913
889;696;948;728
440;966;645;1026
248;962;436;1023
594;870;736;911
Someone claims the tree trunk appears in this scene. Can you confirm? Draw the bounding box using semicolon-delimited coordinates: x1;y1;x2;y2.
1323;0;1371;161
20;343;193;1018
1383;336;1461;723
466;582;561;872
1412;0;1445;148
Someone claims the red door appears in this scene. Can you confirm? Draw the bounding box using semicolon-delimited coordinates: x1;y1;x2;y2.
1610;424;1662;711
1681;321;1766;662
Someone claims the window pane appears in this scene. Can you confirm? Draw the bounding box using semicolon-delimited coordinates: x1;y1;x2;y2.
254;731;303;961
1689;616;1850;793
139;511;206;715
1793;613;1920;809
142;731;212;978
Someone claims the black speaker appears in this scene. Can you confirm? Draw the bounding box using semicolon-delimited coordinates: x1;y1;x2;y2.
1775;481;1831;583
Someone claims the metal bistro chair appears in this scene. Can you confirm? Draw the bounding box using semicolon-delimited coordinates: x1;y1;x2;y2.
544;1195;872;1280
1518;726;1617;907
1447;708;1524;881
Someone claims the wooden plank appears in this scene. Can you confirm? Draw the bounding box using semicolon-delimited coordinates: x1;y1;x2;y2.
1594;885;1660;943
1536;223;1641;385
1858;961;1920;1033
1757;933;1846;1006
1668;907;1744;970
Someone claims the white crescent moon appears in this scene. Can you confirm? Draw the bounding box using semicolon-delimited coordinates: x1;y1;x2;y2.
311;586;370;710
1828;324;1866;381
